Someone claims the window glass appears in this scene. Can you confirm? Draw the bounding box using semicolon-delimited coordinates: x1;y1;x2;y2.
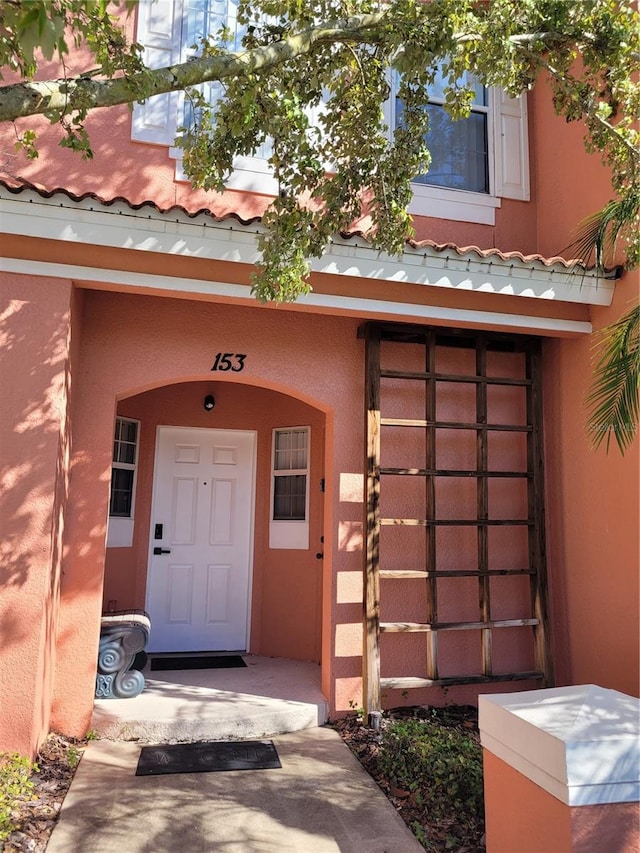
272;427;309;522
110;468;135;517
274;428;308;471
395;70;489;194
417;104;488;193
182;0;273;159
273;474;307;520
113;418;138;465
109;418;139;518
427;67;486;106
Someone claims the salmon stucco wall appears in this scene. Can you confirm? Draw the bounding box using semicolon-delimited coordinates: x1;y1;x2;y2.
105;382;325;663
53;287;559;733
483;750;640;853
0;273;77;756
543;278;640;697
531;73;639;698
51;289;364;729
532;72;616;263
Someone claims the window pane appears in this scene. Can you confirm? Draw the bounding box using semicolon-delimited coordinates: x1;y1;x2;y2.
120;420;137;443
113;419;138;464
181;1;273;159
110;468;134;517
273;475;306;520
427;67;486;106
413;103;488;193
274;429;308;471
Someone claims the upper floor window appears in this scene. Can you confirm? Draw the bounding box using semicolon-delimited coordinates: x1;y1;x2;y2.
133;0;529;223
407;70;489;194
133;0;274;191
387;68;529;223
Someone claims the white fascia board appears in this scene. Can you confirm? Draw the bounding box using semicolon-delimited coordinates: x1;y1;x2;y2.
2;193;263;266
316;237;613;306
0;187;614;307
2;257;592;336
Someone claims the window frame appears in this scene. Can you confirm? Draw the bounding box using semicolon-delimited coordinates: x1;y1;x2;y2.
383;74;502;224
405;76;491;195
107;416;140;548
269;426;311;550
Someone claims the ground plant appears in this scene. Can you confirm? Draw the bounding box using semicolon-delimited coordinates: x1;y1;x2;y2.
0;734;86;853
0;755;34;842
335;704;484;852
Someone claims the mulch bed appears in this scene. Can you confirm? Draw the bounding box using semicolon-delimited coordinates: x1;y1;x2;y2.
332;705;485;852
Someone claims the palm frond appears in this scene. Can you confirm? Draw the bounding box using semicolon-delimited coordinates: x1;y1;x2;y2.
587;302;640;454
566;191;640;270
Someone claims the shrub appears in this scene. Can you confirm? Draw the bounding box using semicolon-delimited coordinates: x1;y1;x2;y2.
0;753;35;841
378;716;484;849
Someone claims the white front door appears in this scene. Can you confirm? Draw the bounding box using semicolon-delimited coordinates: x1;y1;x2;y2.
145;427;256;653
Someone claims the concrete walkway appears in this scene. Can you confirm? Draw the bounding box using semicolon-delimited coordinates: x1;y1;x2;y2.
92;656;329;743
47;726;424;853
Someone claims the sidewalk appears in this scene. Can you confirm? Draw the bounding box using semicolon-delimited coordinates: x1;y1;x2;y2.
47;726;424;853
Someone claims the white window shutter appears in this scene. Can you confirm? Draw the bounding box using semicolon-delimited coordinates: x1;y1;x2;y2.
132;0;185;145
492;89;530;201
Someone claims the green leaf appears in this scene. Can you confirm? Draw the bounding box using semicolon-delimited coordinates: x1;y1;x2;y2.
587;302;640;454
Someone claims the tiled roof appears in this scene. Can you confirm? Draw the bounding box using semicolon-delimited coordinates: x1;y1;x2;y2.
0;175;263;227
0;176;619;277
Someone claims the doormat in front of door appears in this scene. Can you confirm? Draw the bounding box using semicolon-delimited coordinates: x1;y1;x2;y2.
136;740;282;776
150;655;247;671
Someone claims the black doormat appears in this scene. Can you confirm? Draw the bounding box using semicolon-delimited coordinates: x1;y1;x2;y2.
136;740;281;776
150;655;246;672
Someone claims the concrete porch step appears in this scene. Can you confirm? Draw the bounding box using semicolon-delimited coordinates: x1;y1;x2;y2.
91;655;329;743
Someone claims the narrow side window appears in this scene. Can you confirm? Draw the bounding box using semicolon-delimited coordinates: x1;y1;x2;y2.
270;427;310;549
107;417;140;547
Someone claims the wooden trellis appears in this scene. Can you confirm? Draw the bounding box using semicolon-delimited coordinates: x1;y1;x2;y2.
362;322;554;723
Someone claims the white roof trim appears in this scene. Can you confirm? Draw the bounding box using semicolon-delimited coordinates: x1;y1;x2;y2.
0;184;614;308
1;256;592;335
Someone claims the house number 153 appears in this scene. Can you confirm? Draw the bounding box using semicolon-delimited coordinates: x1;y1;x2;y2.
210;353;246;372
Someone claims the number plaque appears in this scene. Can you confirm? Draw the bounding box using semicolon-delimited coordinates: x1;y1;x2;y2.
210;353;246;373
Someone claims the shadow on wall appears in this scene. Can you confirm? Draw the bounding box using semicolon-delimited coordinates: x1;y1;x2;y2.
0;287;105;670
1;294;68;658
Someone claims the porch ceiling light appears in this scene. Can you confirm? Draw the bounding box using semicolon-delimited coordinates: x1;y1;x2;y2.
203;394;215;412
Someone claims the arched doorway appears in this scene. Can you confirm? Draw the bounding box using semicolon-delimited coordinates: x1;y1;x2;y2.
103;379;326;664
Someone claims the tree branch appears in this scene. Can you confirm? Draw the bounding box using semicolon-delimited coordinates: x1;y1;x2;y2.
0;13;387;123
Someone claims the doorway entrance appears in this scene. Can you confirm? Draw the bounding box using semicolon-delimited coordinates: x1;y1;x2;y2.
145;426;256;653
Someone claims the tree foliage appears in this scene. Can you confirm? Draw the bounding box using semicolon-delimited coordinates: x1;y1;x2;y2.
0;0;639;447
588;301;640;454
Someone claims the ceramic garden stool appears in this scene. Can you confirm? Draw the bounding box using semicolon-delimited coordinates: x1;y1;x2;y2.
95;610;151;699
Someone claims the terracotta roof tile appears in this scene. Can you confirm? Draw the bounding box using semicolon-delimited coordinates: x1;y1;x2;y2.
1;176;620;277
0;175;262;227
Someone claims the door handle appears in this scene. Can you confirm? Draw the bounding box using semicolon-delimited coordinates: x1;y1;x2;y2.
153;547;171;555
315;552;324;560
